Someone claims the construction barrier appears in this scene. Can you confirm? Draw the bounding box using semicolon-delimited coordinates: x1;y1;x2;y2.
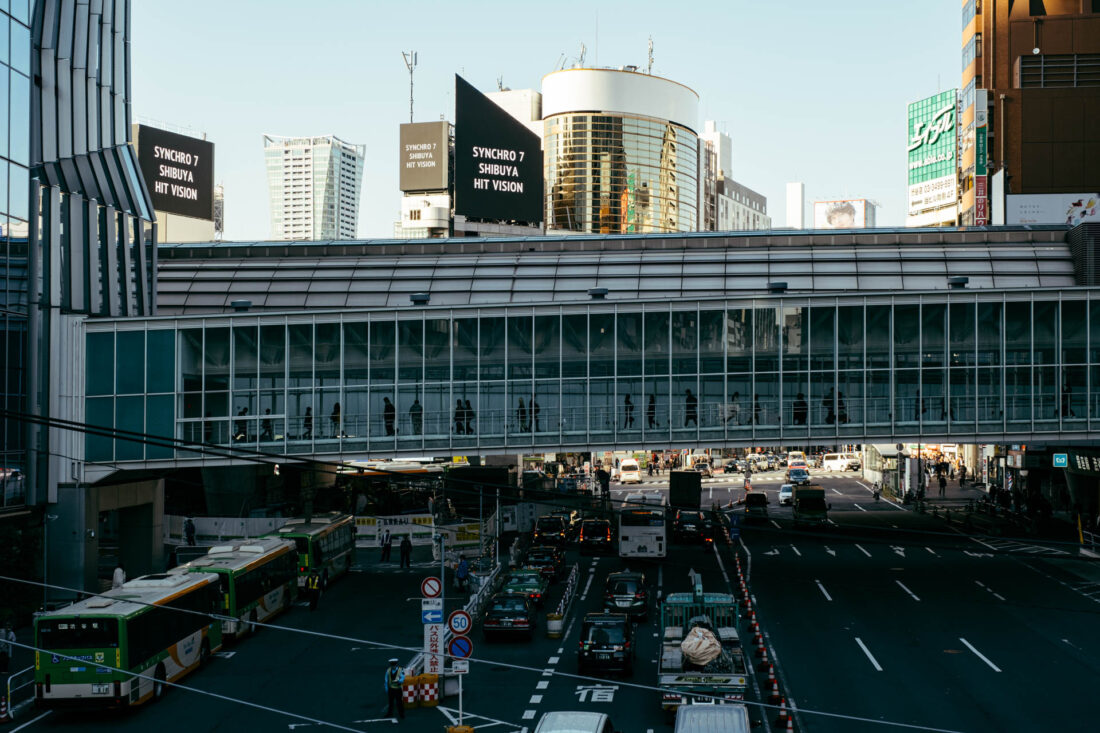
402;674;420;709
418;674;439;707
545;612;564;638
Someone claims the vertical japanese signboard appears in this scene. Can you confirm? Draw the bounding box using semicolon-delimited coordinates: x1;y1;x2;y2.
973;89;989;226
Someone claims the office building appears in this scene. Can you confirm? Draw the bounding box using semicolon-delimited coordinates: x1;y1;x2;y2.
786;182;806;229
263;134;365;240
959;0;1100;226
700;122;771;232
543;67;700;234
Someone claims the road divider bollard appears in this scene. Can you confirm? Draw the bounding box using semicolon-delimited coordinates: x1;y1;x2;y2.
546;612;564;638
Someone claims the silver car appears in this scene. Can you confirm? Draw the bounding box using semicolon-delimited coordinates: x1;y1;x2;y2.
778;484;794;506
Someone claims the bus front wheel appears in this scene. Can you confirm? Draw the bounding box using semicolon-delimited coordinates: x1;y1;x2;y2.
153;664;167;700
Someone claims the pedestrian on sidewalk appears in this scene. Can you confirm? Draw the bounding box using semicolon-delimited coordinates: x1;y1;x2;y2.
399;534;412;569
938;474;947;497
306;569;321;611
959;465;967;485
184;516;197;546
1;620;15;674
380;529;393;562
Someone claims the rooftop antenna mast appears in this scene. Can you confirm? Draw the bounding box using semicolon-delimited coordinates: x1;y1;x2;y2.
402;50;418;123
647;36;654;74
578;42;586;67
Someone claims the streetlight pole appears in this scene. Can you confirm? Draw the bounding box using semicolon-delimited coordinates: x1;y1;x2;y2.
43;512;58;609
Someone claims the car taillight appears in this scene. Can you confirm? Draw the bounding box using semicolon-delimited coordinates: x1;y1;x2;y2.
634;592;646;599
605;529;611;540
300;566;306;573
623;641;631;649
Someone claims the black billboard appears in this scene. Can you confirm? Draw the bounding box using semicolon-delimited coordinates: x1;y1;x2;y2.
135;124;215;220
454;75;543;224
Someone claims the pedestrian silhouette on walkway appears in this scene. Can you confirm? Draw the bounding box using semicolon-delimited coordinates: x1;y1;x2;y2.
623;395;634;429
647;394;657;428
410;399;423;435
399;534;412;569
684;389;698;427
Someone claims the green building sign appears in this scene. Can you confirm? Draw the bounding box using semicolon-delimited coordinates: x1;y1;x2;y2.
907;89;958;216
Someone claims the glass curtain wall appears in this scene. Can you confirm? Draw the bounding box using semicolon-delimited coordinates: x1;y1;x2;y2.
81;293;1100;462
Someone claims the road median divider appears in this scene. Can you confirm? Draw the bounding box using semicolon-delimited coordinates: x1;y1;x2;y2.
547;562;580;638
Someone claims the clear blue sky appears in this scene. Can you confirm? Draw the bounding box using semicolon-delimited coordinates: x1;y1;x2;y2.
132;0;962;240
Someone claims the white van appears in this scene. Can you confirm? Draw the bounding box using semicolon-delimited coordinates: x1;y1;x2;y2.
674;704;751;733
619;459;642;484
823;453;861;471
535;711;618;733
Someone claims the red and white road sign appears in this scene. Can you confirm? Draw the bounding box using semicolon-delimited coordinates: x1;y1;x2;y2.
421;576;442;598
448;609;472;635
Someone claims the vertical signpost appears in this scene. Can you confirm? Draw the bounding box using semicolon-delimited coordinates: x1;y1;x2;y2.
447;611;473;729
421;576;443;676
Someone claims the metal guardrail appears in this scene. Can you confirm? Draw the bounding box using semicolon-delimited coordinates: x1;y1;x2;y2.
555;563;580;617
5;665;34;720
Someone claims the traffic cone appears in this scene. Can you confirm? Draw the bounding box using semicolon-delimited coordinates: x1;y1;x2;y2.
775;697;789;727
785;716;794;731
755;635;766;659
0;695;8;723
757;645;769;670
767;664;776;685
768;678;781;705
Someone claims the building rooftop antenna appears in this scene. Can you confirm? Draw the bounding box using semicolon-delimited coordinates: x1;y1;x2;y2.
578;42;586;68
647;36;654;75
401;50;418;123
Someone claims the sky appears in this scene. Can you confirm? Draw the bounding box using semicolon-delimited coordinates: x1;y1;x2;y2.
132;0;963;240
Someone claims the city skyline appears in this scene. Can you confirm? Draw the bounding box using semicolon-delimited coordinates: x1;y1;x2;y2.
131;0;962;240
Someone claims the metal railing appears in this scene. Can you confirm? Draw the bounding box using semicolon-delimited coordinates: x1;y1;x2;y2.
554;563;581;618
5;666;34;720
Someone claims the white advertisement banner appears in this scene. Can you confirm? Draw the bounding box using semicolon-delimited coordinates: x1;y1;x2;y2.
1006;193;1099;226
813;199;868;229
908;175;957;215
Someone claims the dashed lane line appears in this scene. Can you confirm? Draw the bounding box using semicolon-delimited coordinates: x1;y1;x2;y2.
831;487;844;495
770;520;782;529
548;656;560;665
536;680;549;690
815;580;833;601
855;544;872;558
789;544;802;557
960;637;1002;672
522;710;537;720
926;547;939;557
529;695;543;704
895;580;921;602
855;637;883;671
854;503;867;511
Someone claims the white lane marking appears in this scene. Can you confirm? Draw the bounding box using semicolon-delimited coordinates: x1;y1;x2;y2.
855;481;905;509
789;544;802;557
579;573;594;601
895;580;921;601
529;694;543;704
854;503;867;512
815;580;833;601
855;637;883;671
548;656;560;665
9;711;52;733
827;518;837;525
536;680;549;690
831;488;843;495
855;544;872;558
993;593;1006;601
960;638;1002;672
523;710;537;719
770;520;782;529
926;547;939;557
974;580;985;587
557;647;563;654
542;667;554;677
712;542;732;586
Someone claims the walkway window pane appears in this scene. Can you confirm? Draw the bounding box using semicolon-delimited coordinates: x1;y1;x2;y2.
116;396;143;460
699;310;723;374
700;376;723;432
479;317;505;381
180;330;202;393
671;311;696;375
204;328;230;391
425;319;449;381
837;371;861;427
867;369;890;425
344;323;368;385
396;386;420;441
810;372;834;427
288;324;313;388
316;323;341;384
1091;302;1100;364
86;397;113;460
617;378;642;434
510;381;534;434
782;372;808;428
590;313;614;377
726;308;751;373
810;306;834;372
978;367;1001;427
453;319;478;381
87;332;114;396
562;314;587;378
398;320;423;383
147;330;175;394
590;378;613;435
260;325;286;389
232;326;257;391
921;303;945;368
894;305;919;368
1004;302;1031;366
560;379;586;435
205;392;229;433
782;307;805;372
895;369;919;423
535;380;559;439
977;302;1002;366
422;383;450;439
452;382;477;439
1062;300;1086;364
481;382;506;438
1032;301;1057;365
922;369;945;423
370;320;396;383
1006;366;1031;424
1090;367;1100;420
146;395;173;459
617;312;642;376
837;306;862;369
320;389;342;438
1062;366;1085;422
949;303;975;367
754;373;779;427
343;388;369;438
116;331;145;395
670;376;698;434
727;375;751;428
1034;366;1057;424
644;311;670;375
369;386;393;439
534;315;560;379
644;377;669;433
754;308;778;373
866;306;890;369
508;316;533;380
949;367;975;422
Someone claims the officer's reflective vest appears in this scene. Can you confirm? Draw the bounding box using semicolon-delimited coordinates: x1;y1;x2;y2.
307;575;320;591
388;668;404;690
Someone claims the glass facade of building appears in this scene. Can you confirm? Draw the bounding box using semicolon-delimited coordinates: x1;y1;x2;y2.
0;1;31;506
85;290;1099;463
544;114;698;234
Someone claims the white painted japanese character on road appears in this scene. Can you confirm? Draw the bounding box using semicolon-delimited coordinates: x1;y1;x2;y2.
575;684;618;703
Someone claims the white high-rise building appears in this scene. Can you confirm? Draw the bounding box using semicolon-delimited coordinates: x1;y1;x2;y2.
263;134;365;240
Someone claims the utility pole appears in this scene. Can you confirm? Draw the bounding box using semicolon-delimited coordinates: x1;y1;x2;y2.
402;51;418;123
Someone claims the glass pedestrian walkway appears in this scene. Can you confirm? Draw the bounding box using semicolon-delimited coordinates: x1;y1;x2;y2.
84;288;1099;464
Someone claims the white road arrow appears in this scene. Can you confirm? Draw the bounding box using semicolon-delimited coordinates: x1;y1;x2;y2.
764;549;780;556
891;546;906;558
964;551;994;558
824;546;836;557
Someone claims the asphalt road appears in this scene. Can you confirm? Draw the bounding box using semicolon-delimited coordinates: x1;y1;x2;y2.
12;465;1100;733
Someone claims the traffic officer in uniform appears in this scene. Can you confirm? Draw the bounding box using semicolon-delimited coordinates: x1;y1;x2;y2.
306;569;321;611
384;658;406;720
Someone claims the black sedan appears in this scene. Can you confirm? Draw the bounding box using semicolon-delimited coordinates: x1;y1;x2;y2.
673;510;714;543
482;593;536;640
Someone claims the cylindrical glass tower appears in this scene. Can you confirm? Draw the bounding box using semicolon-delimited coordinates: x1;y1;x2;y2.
542;68;700;234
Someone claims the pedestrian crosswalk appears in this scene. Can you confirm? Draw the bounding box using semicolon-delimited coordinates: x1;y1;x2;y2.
969;537;1072;557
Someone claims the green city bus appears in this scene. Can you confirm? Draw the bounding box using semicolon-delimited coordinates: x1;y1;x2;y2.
34;572;222;708
174;537;298;639
269;512;355;589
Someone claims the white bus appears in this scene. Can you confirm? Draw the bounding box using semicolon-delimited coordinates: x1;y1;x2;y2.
618;493;668;559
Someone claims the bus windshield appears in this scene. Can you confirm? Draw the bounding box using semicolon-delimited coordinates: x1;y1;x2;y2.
37;618;119;649
621;510;664;527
